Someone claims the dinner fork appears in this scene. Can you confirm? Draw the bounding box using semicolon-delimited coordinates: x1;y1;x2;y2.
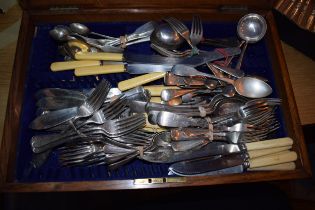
29;79;111;130
31;113;146;153
190;15;203;46
164;17;199;55
150;43;191;57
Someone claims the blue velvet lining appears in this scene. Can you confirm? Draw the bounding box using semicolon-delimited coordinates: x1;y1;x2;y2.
15;21;287;182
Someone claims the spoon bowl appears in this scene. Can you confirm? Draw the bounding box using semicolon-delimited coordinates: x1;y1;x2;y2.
49;26;73;41
69;23;90;35
234;77;272;98
237;13;267;43
235;13;267;69
150;23;184;50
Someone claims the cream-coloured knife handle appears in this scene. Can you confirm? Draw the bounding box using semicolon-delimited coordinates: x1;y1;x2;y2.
249;151;297;168
150;97;162;103
144;113;166;132
118;72;166;91
74;65;125;76
247;146;292;159
144;85;179;96
143;127;166;133
248;162;296;171
246;137;293;151
75;52;123;61
50;61;100;71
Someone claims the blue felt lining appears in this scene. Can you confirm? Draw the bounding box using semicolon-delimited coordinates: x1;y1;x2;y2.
15;21;287;182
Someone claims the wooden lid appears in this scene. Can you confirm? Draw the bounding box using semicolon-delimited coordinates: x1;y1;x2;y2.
20;0;274;11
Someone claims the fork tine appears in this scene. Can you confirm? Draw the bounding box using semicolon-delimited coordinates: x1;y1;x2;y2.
91;81;111;110
86;80;106;105
88;80;111;110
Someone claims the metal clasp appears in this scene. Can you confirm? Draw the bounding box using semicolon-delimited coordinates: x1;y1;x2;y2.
134;177;186;185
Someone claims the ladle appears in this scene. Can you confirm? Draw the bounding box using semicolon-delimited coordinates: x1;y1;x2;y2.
236;13;267;69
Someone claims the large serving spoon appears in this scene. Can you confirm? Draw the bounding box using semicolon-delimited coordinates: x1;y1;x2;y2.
171;65;272;98
236;13;267;69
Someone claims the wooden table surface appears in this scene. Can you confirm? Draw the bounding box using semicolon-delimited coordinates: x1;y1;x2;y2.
0;5;315;143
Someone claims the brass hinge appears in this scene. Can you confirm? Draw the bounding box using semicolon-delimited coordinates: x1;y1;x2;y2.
219;5;248;12
49;6;79;11
134;177;186;185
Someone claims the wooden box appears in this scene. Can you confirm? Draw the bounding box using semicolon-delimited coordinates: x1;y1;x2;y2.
0;0;312;192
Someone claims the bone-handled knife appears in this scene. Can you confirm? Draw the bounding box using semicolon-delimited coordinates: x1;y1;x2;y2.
145;137;294;163
118;72;166;91
169;161;297;176
168;150;297;176
50;47;241;72
51;60;101;71
74;63;174;76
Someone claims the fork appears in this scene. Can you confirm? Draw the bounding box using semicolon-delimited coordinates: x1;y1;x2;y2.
150;43;191;57
29;79;111;130
190;15;203;46
31;114;146;153
164;17;199;55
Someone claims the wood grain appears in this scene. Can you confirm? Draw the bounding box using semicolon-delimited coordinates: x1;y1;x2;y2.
281;42;315;125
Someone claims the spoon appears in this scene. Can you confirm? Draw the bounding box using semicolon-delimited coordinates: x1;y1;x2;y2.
150;23;184;50
69;23;117;40
222;85;236;97
236;13;267;69
171;65;272;98
167;97;183;106
49;26;75;42
161;89;196;102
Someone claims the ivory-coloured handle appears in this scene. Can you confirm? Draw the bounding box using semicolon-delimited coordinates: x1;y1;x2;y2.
150;97;162;103
50;60;100;71
144;85;179;96
75;52;123;61
143;127;167;133
144;113;166;131
74;65;125;76
247;146;292;159
246;137;293;151
118;72;166;91
249;151;297;168
248;162;296;171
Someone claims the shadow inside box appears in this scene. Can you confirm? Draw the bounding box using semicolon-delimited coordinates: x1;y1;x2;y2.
2;183;291;210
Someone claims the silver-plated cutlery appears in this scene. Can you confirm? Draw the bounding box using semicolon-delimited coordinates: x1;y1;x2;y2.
27;14;297;176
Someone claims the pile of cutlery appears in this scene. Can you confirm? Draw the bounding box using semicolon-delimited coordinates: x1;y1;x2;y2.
27;14;298;175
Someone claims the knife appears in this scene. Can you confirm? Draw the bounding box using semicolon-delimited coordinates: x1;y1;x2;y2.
50;47;241;71
168;150;297;176
168;162;297;176
74;63;174;76
142;137;293;163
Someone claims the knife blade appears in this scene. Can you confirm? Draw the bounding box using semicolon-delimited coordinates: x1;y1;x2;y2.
168;162;297;176
74;47;241;67
74;63;174;76
168;150;297;176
